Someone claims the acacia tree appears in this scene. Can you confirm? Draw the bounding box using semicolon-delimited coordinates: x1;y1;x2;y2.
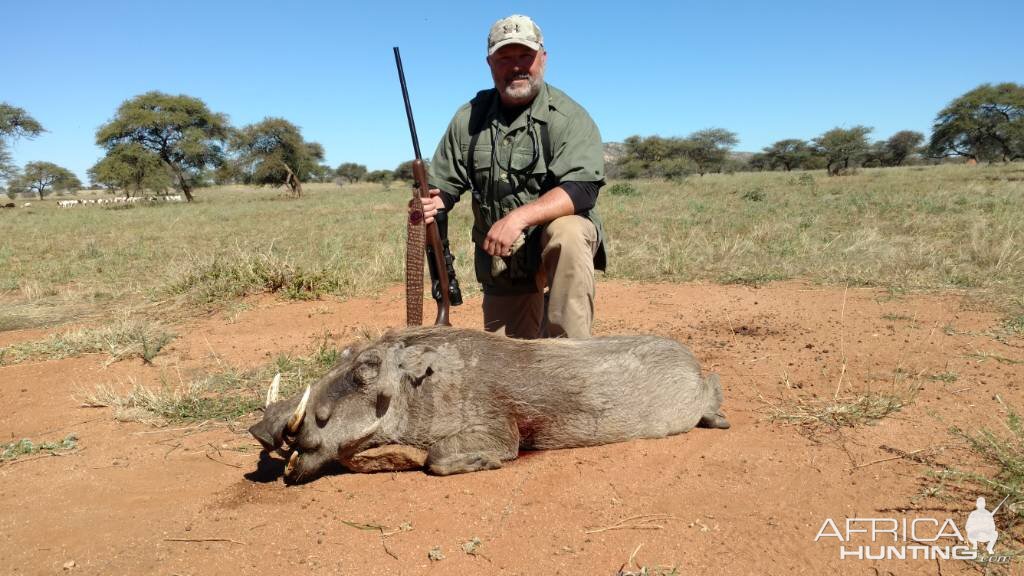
336;162;368;183
0;103;45;183
614;135;695;179
231;118;324;197
882;130;924;166
365;169;394;188
96;92;229;202
813;126;873;176
310;164;334;183
393;160;416;182
88;143;170;197
761;139;811;171
684;128;739;176
929;83;1024;162
15;161;81;199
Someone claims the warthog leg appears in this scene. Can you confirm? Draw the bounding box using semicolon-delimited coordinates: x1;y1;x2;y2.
425;421;519;476
428;452;504;476
697;373;730;429
697;413;731;429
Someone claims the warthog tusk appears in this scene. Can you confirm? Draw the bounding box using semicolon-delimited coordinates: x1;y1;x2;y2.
266;373;281;407
287;385;310;434
285;451;299;477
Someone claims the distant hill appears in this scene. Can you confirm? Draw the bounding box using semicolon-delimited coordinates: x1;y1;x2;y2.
603;142;626;165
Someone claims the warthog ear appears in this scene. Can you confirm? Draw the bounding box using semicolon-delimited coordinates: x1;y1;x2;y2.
397;345;439;388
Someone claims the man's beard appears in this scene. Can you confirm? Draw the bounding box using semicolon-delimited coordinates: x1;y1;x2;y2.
500;70;544;105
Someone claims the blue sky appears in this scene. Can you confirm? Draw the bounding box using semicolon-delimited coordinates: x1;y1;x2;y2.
4;0;1022;181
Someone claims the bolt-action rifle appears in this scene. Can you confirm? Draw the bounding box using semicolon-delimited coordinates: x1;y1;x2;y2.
393;47;462;326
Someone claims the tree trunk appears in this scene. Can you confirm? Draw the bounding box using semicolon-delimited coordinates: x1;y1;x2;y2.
282;163;301;198
180;180;194;202
163;157;193;202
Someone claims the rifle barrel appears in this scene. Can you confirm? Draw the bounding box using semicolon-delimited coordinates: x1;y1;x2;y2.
393;47;422;160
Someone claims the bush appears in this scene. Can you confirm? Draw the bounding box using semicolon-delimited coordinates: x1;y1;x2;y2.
607;182;638;197
741;186;766;202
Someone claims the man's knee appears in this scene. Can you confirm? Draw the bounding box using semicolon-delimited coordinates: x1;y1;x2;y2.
542;216;597;259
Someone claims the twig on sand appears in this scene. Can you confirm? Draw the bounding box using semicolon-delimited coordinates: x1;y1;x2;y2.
161;441;182;459
848;448;927;472
833;286;849;399
132;420;214;436
628;543;644;568
585;513;675;534
380;533;399;560
340;520;411;560
205;452;243;468
164;537;245;545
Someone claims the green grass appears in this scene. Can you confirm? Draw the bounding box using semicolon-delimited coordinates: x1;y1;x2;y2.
1;434;78;462
1;164;1023;329
0;316;174;365
81;334;347;424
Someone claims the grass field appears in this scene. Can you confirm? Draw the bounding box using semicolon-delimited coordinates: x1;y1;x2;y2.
1;163;1022;332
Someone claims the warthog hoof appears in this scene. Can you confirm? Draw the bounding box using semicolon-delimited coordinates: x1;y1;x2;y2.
698;412;731;429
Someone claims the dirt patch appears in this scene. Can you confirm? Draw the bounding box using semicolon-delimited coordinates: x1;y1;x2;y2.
1;280;1021;574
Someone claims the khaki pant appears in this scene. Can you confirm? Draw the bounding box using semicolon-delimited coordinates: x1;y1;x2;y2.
483;215;599;339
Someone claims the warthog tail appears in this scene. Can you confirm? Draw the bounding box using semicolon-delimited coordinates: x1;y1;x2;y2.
697;373;730;429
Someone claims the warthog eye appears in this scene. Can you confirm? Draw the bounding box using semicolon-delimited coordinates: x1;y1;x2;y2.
354;362;379;386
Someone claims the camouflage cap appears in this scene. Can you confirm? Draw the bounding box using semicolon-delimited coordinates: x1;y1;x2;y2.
487;15;544;56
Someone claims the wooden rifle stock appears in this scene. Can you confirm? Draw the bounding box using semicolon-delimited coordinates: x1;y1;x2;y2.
394;47;451;327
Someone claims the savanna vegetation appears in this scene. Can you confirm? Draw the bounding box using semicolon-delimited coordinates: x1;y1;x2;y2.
4;82;1022;201
1;163;1021;333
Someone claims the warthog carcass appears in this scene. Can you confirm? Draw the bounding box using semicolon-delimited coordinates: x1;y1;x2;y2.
250;326;729;483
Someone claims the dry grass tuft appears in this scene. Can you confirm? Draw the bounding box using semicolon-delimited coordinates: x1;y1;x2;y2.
0;315;174;365
80;335;343;424
768;392;911;428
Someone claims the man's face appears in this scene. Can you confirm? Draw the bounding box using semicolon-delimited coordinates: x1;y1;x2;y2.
487;44;546;107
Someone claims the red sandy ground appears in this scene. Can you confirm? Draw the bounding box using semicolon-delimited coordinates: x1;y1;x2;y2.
1;280;1022;575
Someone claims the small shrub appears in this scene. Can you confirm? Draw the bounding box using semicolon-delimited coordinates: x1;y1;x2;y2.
1;434;78;461
741;186;766;202
1003;315;1024;336
607;182;638;197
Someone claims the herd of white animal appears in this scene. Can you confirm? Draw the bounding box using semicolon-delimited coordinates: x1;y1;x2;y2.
56;195;184;208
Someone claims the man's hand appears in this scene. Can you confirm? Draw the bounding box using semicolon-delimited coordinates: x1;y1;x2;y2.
482;187;576;257
483;211;528;257
417;188;446;224
411;188;446;225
